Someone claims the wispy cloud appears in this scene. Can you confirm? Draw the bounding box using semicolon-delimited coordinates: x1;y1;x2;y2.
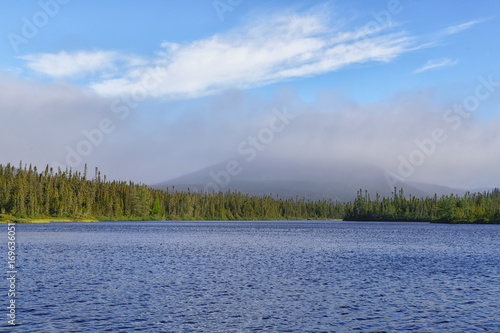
93;14;413;99
437;19;484;37
20;11;414;99
414;58;459;74
18;13;486;100
20;51;118;78
20;51;146;79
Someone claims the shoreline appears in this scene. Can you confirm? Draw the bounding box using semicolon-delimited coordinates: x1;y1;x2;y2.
1;216;498;224
0;216;344;224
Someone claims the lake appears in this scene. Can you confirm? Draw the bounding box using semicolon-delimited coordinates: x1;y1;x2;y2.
4;221;500;332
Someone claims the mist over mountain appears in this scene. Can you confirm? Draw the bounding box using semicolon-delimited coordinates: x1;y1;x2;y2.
154;159;465;201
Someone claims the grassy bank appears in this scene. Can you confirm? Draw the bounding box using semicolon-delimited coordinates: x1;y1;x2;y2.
0;214;99;223
0;214;343;224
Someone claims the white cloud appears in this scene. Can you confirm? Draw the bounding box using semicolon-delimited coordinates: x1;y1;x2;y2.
91;13;413;99
20;51;146;79
18;14;487;101
20;11;413;100
438;19;483;36
414;58;459;74
20;51;119;78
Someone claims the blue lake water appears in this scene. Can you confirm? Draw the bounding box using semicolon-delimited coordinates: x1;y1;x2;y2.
3;221;500;332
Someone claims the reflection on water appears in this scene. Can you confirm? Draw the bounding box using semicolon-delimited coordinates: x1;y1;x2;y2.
5;221;500;331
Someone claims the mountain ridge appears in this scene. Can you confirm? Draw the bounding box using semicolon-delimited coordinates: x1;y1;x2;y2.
153;160;466;201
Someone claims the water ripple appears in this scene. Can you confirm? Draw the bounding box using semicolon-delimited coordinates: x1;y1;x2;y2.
2;221;499;332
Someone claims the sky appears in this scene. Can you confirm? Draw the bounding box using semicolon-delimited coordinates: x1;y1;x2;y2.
0;0;499;190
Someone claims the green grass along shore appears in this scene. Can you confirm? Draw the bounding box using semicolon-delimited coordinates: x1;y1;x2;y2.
0;214;344;224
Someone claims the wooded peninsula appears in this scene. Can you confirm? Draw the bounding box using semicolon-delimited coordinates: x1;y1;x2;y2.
1;163;499;223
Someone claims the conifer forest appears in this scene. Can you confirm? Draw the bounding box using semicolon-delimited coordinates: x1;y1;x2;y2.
1;162;499;223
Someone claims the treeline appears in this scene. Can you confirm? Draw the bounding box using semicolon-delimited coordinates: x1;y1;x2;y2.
0;163;345;221
1;163;499;223
344;188;500;223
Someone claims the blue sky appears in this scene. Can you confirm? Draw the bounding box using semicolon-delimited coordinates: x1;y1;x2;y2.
1;0;498;104
1;0;499;188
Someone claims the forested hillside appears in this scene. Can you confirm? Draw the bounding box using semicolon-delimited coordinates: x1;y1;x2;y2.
0;162;498;223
